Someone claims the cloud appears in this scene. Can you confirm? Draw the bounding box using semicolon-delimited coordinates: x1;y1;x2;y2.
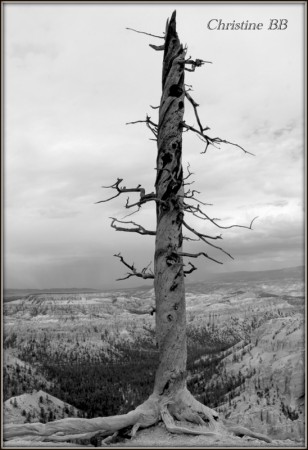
4;3;305;289
250;121;297;140
10;42;60;60
38;207;80;219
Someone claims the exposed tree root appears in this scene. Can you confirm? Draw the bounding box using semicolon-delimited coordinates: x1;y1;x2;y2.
225;424;272;443
161;402;220;437
169;387;219;426
101;431;119;445
3;395;159;443
4;389;272;445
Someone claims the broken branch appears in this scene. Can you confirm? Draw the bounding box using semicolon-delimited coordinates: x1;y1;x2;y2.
184;189;213;206
126;27;164;39
110;218;155;235
184;262;197;275
180;121;254;156
126;115;158;137
201;137;255;156
96;178;146;204
179;251;223;265
185;91;209;134
114;253;154;280
125;194;166;209
182;220;233;260
183;235;200;242
149;44;165;51
184;58;212;72
183;162;194;181
96;178;164;212
184;205;258;231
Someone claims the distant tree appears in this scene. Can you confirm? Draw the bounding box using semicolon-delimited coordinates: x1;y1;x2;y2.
40;407;47;424
4;11;270;445
48;410;54;422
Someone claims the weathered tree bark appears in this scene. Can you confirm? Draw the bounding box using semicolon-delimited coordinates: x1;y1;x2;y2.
151;12;219;429
153;10;187;398
4;11;272;445
150;14;222;432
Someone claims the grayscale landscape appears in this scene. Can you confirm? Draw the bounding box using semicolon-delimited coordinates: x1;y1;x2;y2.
3;266;305;446
3;2;305;447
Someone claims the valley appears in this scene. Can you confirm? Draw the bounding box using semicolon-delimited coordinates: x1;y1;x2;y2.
3;266;305;444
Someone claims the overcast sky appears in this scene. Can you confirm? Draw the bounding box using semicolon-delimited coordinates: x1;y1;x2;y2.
4;2;305;289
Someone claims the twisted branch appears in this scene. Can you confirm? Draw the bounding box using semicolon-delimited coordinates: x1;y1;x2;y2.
96;178;165;212
183;162;194;181
110;218;155;235
126;115;158;137
114;253;154;280
180;121;254;156
185;91;210;133
96;178;145;204
184;189;213;206
125;194;166;210
182;219;222;240
184;88;254;156
182;220;233;260
184;204;258;231
184;57;212;72
184;262;197;275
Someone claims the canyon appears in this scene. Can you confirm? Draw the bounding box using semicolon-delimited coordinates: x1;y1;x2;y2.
3;266;305;445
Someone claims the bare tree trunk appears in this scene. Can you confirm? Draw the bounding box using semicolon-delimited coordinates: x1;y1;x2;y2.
151;15;222;431
153;11;187;397
3;11;272;445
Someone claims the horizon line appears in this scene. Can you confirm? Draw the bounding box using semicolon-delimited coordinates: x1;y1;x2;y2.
4;264;304;293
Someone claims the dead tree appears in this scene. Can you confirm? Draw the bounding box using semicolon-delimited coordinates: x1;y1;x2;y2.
4;11;270;445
